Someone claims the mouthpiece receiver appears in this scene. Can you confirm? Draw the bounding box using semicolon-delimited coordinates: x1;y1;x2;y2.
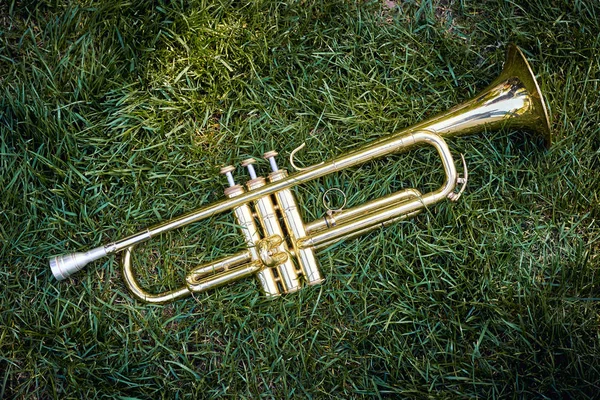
49;246;108;281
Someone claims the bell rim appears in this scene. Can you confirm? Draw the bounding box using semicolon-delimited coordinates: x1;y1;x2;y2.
506;44;552;148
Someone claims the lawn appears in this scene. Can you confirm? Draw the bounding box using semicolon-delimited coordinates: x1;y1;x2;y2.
1;0;599;398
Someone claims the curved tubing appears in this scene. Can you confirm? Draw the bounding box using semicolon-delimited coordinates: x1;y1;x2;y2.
122;247;191;304
119;131;456;301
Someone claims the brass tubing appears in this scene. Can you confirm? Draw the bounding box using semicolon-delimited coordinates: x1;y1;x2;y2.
305;188;423;234
186;261;263;294
121;246;191;304
312;210;421;251
119;126;425;301
187;251;252;283
298;131;457;249
129;128;419;243
122;249;255;303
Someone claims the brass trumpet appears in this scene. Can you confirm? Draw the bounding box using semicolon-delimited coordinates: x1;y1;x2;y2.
49;45;551;303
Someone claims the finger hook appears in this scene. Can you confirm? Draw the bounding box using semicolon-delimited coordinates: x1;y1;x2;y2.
289;143;324;172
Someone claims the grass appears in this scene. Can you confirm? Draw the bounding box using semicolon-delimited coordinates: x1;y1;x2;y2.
1;0;599;398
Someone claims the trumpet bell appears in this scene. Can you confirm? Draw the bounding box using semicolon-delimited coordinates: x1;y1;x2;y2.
411;44;552;146
499;44;552;145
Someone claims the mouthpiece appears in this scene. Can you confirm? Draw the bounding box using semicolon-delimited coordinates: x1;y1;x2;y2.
49;246;108;281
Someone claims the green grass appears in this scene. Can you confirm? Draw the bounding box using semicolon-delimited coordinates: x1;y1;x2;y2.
1;0;599;398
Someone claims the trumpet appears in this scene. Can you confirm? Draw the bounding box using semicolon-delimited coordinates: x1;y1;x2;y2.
49;45;551;303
